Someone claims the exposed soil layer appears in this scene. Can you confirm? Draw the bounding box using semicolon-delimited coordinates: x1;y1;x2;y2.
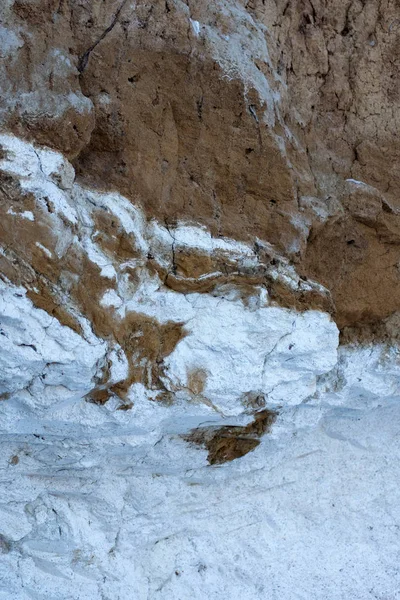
183;409;278;465
1;0;400;333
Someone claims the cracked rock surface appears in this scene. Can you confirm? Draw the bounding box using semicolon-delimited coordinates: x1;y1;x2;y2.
0;1;400;598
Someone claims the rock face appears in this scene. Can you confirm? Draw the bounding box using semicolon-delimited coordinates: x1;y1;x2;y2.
3;0;400;328
1;1;400;598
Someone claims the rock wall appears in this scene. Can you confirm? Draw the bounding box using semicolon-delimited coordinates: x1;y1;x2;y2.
1;1;400;598
3;0;400;328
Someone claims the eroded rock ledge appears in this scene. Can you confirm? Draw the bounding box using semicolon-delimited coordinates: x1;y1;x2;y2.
2;0;400;329
0;133;338;418
1;1;400;598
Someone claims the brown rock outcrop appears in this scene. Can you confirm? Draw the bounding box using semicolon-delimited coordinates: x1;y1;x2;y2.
1;0;400;332
183;408;278;464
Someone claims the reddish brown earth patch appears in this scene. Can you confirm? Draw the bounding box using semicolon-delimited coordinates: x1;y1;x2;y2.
183;409;278;465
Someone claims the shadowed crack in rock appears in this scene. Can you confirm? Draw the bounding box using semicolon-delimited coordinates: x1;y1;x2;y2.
77;0;129;74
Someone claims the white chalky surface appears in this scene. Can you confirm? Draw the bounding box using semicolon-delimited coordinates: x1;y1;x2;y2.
0;135;399;599
0;362;400;600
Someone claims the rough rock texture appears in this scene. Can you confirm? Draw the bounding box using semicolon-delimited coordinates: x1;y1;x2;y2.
3;0;400;327
1;0;400;598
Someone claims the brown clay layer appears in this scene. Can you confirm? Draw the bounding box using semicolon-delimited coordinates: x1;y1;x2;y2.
183;409;278;465
2;0;400;343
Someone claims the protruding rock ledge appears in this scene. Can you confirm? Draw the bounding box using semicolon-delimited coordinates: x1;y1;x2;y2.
0;134;338;415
